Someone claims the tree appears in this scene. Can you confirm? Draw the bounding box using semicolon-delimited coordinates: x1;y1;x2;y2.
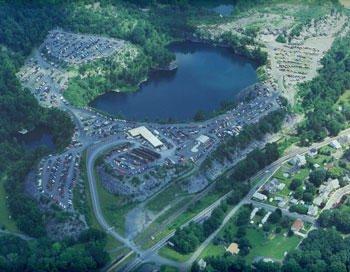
236;227;246;238
289;178;302;191
309;169;327;187
254;261;281;272
302;192;313;203
238;237;251;256
131;24;146;45
294;187;304;200
289;204;308;215
276;35;286;43
193;110;205;121
281;229;350;272
236;206;251;226
268;209;282;224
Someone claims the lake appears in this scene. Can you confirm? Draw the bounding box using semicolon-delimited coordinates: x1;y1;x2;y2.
90;42;258;122
212;4;234;16
17;127;55;150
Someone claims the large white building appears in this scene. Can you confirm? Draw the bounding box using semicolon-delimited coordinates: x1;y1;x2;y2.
128;126;163;148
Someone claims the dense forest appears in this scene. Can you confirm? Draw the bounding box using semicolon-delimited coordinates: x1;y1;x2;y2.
0;229;109;271
0;0;349;271
298;34;350;144
0;1;109;271
0;3;75;237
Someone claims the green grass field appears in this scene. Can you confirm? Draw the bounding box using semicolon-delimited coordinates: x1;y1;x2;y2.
135;191;220;250
245;228;301;263
272;164;310;197
73;153;124;260
160;265;179;272
146;183;187;213
199;206;301;264
199;243;226;259
168;192;224;230
159;246;192;263
0;175;18;232
94;168;135;236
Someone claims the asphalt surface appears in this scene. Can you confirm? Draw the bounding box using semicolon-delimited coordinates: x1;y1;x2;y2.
120;128;350;271
17;28;350;272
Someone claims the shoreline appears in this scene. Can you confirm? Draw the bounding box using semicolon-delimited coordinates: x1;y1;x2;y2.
87;39;264;124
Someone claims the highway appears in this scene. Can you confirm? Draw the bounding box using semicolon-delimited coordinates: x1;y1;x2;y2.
85;124;350;271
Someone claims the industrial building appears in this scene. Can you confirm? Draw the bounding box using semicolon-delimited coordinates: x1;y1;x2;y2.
128;126;163;148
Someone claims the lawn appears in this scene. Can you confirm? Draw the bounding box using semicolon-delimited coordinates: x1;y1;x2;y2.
159;246;192;263
146;182;187;213
245;228;301;263
199;243;226;259
136;191;225;250
271;164;310;197
199;206;301;264
95;169;135;235
336;89;350;106
0;175;18;232
309;154;333;165
136;197;191;249
160;265;179;272
279;168;309;196
277;136;299;155
318;146;336;155
273;164;292;182
168;191;224;230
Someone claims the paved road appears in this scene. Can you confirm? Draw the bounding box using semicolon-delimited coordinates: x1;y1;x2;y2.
0;229;33;241
180;129;350;267
86;139;141;253
249;200;316;224
167;129;350;270
183;166;281;270
87;126;350;271
323;184;350;210
123;161;281;271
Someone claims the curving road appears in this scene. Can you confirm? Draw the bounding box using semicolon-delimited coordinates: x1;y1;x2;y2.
86;138;141;253
323;184;350;210
85;126;350;271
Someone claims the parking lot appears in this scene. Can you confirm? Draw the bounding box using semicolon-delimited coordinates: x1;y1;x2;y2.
25;81;281;206
18;29;283;210
41;29;125;65
36;149;82;210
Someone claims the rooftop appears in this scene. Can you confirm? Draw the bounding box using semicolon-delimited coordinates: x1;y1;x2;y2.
226;242;240;255
128;126;163;148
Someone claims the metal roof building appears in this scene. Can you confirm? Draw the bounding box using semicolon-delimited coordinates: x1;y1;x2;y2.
128;126;163;148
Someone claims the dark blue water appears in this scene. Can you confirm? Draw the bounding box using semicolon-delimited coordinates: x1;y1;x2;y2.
91;42;258;121
18;127;55;150
212;4;234;16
